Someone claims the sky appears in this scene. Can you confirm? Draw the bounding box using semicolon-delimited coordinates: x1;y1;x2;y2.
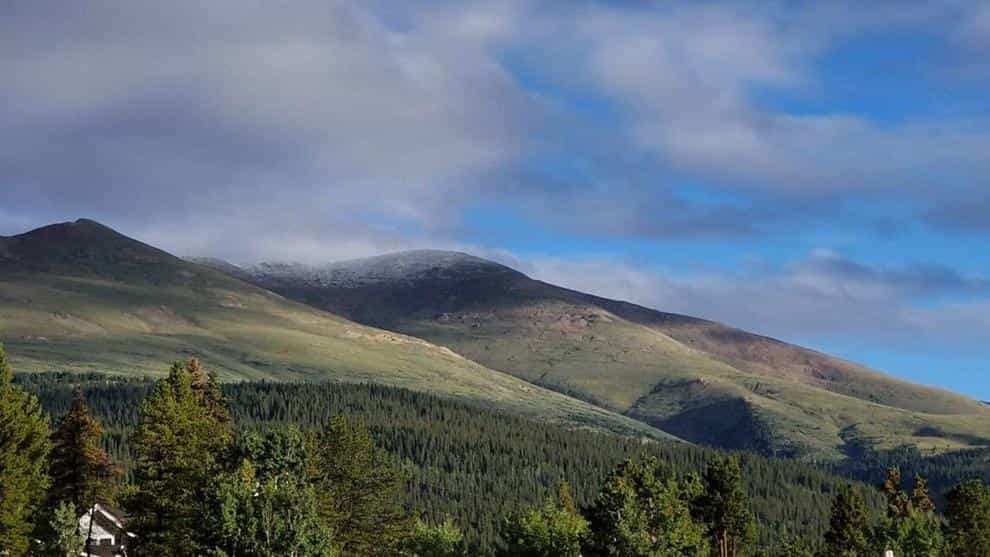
3;1;990;398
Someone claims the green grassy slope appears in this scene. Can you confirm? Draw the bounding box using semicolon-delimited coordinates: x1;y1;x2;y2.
223;250;990;459
0;220;671;439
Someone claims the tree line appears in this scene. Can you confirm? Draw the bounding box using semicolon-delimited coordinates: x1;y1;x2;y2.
15;370;872;549
4;344;990;555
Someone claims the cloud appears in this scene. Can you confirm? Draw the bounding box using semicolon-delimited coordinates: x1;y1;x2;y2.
0;0;539;255
521;250;990;350
553;2;990;202
3;0;990;259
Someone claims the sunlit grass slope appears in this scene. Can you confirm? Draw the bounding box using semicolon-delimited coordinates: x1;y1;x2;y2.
221;250;990;460
0;220;671;439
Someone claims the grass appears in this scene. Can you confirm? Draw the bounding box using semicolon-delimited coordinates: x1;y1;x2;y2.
392;296;990;460
0;268;671;441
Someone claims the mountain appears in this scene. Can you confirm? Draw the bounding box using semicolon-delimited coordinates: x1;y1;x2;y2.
0;220;672;439
211;250;990;459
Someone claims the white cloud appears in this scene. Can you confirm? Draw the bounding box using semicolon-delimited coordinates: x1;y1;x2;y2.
555;2;990;198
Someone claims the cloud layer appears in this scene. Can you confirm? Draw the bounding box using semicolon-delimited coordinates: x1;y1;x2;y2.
521;249;990;360
4;1;990;393
4;0;990;257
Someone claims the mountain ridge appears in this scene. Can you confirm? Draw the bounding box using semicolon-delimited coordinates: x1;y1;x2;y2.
206;249;990;459
0;220;671;440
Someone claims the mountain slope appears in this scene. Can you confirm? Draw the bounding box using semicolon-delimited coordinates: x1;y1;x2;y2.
0;220;672;439
215;250;990;459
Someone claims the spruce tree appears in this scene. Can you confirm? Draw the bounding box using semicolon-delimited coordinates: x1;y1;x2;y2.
945;480;990;557
696;455;755;557
909;475;935;514
821;486;870;557
306;416;412;556
0;344;52;556
48;388;117;512
880;468;910;518
128;359;233;556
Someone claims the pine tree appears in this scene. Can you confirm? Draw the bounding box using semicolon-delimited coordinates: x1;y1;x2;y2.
696;455;755;557
306;416;412;556
0;344;52;556
48;388;117;512
945;480;990;557
821;486;870;557
880;468;910;518
128;359;234;556
909;475;935;514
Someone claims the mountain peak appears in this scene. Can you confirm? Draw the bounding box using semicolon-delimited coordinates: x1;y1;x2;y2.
70;217;108;228
245;249;514;289
0;218;179;277
328;249;505;273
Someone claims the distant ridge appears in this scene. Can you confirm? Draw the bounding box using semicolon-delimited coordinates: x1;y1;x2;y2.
0;219;673;440
248;250;507;287
203;249;990;459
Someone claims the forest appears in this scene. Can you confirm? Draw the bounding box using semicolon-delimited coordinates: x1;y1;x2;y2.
4;346;990;556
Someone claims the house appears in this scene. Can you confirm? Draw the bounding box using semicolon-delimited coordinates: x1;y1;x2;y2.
77;503;134;557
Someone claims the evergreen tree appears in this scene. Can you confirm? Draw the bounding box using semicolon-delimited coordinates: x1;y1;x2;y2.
185;358;231;427
405;518;465;557
909;475;935;514
945;480;990;557
127;359;234;556
0;344;52;556
880;468;910;518
821;486;871;557
584;458;709;557
20;372;889;553
306;416;412;556
48;388;117;512
499;481;588;556
696;456;755;557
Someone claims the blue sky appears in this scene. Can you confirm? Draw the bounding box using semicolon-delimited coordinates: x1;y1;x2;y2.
3;1;990;398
